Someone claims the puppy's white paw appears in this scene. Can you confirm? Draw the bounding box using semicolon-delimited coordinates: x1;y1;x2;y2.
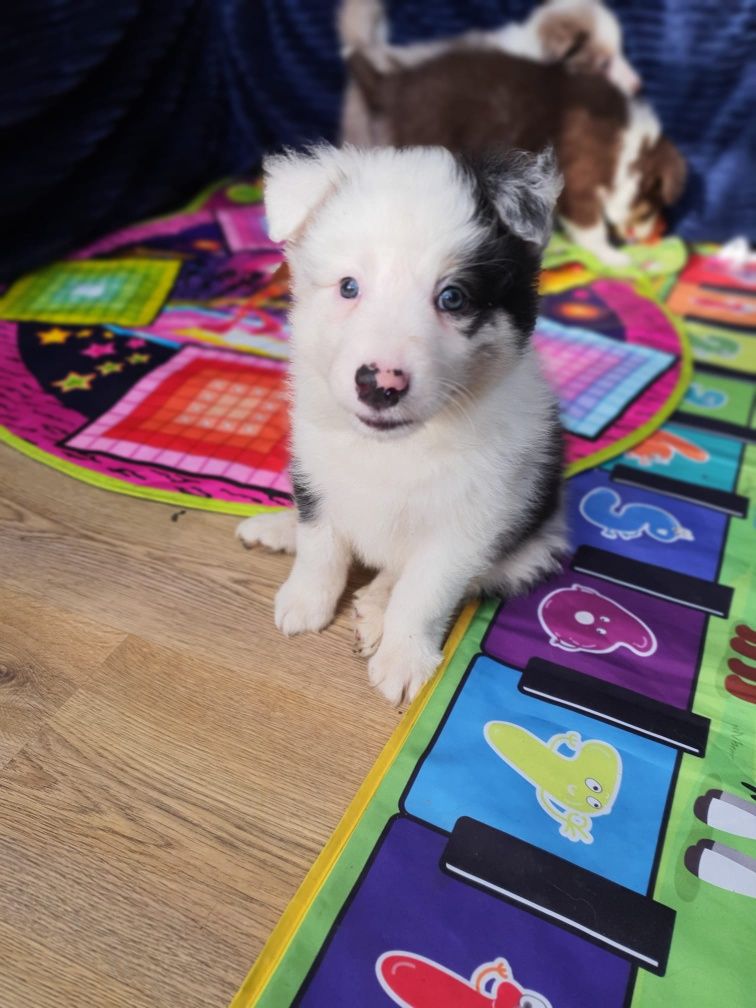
237;509;296;553
352;577;392;658
368;639;442;707
274;575;337;636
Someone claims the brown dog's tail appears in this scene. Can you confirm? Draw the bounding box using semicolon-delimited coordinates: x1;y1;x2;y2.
347;51;389;114
337;0;395;144
338;0;388;57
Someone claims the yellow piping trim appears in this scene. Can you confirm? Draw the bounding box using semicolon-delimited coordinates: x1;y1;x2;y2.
229;601;479;1008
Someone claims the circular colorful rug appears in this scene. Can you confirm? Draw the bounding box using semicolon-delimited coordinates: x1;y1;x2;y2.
0;181;689;515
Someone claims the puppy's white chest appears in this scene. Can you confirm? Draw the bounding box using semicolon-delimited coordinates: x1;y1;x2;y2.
312;438;442;566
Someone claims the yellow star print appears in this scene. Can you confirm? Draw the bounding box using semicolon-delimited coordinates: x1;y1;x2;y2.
127;352;150;365
38;326;71;345
52;371;96;393
96;361;124;376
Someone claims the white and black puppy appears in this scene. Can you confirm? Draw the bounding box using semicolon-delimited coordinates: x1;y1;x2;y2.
238;144;566;705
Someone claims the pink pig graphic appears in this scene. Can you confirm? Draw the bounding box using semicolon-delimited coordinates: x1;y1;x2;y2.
537;584;657;657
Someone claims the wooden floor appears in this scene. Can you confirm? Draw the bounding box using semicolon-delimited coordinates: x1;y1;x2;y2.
0;442;398;1007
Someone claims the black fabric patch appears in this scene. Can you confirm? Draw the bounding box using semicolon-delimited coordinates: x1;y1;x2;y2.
291;460;320;522
572;544;733;617
695;360;756;383
17;322;174;420
452;154;542;344
443;817;675;974
521;657;710;756
671;410;756;445
612;464;748;517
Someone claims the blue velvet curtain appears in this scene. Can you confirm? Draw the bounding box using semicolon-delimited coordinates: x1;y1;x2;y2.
1;1;753;282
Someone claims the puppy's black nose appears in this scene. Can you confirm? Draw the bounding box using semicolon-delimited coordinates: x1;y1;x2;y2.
355;363;410;410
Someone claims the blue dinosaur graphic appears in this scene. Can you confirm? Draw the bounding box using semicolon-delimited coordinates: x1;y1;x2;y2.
579;487;694;543
684;382;728;410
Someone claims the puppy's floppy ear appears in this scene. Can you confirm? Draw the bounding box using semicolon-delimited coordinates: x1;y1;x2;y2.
483;147;563;249
263;144;346;243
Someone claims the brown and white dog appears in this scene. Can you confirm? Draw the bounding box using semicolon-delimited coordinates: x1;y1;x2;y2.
339;0;642;147
346;45;686;266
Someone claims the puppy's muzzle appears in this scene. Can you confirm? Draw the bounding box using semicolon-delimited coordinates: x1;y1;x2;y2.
355;364;410;410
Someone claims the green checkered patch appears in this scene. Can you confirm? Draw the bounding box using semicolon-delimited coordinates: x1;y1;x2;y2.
0;258;181;326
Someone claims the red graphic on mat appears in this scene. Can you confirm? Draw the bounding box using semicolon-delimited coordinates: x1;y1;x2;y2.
376;951;552;1008
681;252;756;292
726;624;756;705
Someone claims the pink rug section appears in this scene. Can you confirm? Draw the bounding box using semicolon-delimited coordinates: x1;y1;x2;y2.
549;279;683;468
0;321;292;508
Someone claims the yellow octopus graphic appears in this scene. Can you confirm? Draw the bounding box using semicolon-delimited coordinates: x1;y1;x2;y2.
485;723;623;844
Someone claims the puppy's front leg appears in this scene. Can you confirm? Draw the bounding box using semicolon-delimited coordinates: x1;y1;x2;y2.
275;517;350;636
368;548;471;706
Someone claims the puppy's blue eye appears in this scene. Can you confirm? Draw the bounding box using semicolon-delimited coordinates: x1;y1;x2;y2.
340;277;359;299
436;285;466;312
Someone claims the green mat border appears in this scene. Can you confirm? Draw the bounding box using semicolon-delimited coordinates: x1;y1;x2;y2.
230;599;488;1007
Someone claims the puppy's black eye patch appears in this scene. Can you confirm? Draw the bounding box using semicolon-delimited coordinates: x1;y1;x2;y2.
436;285;467;312
450;236;540;342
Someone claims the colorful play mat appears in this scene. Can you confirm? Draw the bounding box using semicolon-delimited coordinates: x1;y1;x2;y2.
0;180;694;512
1;178;755;1008
234;387;756;1008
